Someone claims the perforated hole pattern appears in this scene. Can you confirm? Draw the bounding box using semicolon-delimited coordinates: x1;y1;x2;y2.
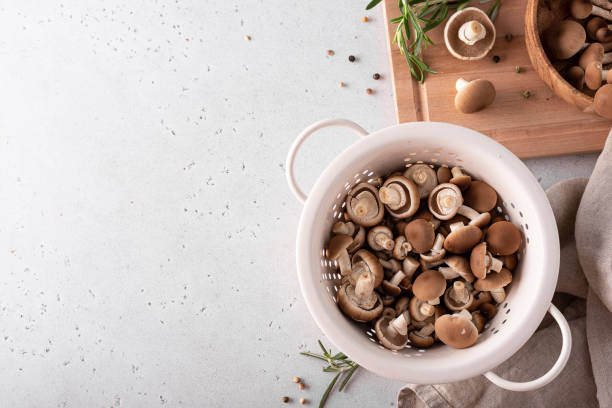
319;149;529;356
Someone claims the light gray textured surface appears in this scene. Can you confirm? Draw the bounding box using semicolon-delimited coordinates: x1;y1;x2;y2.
0;1;599;407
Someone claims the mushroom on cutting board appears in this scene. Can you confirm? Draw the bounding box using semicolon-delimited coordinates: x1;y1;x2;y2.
463;180;497;212
435;313;479;349
474;267;513;303
571;0;612;20
444;223;483;254
455;78;496;114
403;164;438;199
367;225;395;252
337;273;383;322
408;323;435;348
594;83;612;118
450;167;472;190
543;20;586;60
345;182;384;227
585;61;612;90
485;221;521;255
328;234;353;276
375;311;411;350
470;242;503;279
428;183;463;220
412;270;446;304
404;219;435;254
444;7;496;60
565;66;585;91
444;280;474;311
379;175;420;218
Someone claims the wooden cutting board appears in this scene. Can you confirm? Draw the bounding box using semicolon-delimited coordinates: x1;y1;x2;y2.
382;0;609;158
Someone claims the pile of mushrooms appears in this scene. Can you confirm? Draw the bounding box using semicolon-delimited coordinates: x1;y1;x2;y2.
327;164;521;350
541;2;612;118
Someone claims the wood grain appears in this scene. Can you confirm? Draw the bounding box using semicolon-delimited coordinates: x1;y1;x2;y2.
382;0;609;158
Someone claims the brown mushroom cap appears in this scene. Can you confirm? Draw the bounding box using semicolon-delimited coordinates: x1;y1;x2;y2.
375;315;409;350
585;61;604;90
445;255;475;282
502;254;518;271
437;166;452;183
464;180;497;212
435;313;479;349
403;164;438;199
480;302;498;319
579;43;604;70
470;242;488;279
328;234;353;260
455;79;496;114
404;219;435;254
345;182;385;227
570;0;594;20
428;183;464;220
351;249;384;287
543;20;586;60
472;311;486;333
565;66;585;91
474;268;513;291
594;84;612;119
408;330;435;348
444;8;496;60
337;282;383;322
586;17;611;41
450;167;472;191
444;225;483;254
379;175;420;218
468;291;493;311
486;221;521;255
412;270;446;301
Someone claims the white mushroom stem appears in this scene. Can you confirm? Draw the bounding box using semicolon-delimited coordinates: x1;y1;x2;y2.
390;270;407;286
420;302;435;317
490;287;506;303
354;272;375;301
431;233;445;253
450;281;469;303
374;233;395;251
592;4;612;19
453;309;473;321
418;323;435;337
421;258;445;270
487;254;504;273
457;205;490;226
332;221;355;236
592;0;612;10
449;221;465;232
379;184;407;209
451;166;467;178
458;20;487;45
390;312;410;336
336;251;352;276
427;297;440;305
429;218;441;230
439;266;460;280
352;192;377;217
403;258;419;280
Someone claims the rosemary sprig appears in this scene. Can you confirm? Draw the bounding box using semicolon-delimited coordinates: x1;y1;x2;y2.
367;0;502;82
300;340;360;408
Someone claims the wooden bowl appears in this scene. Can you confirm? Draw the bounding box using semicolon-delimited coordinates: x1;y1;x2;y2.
525;0;596;115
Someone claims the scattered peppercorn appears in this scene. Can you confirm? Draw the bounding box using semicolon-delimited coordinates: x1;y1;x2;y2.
293;376;301;383
338;81;345;88
366;88;373;94
298;383;305;390
521;90;532;99
373;73;381;80
348;55;356;62
362;16;369;22
299;398;307;405
281;396;289;403
492;55;500;63
327;49;334;56
244;35;251;41
515;66;521;73
505;33;513;41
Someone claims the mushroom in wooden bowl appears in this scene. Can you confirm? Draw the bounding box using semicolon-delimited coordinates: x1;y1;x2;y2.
525;0;612;118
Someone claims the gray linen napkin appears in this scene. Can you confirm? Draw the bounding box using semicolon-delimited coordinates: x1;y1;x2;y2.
398;133;612;408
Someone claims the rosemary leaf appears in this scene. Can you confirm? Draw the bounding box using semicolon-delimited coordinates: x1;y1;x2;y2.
366;0;383;9
319;372;341;408
338;365;359;392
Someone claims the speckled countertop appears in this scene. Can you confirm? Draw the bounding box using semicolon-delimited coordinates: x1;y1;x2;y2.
0;1;599;407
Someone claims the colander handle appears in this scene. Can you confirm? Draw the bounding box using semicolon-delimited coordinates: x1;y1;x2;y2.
484;304;572;392
286;118;368;203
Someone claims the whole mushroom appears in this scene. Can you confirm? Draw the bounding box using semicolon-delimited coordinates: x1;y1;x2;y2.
474;267;513;303
570;0;612;21
420;233;447;263
367;226;395;252
463;180;498;213
337;272;383;322
375;311;411;350
403;164;438;199
404;219;435;254
455;78;496;114
350;250;384;288
457;204;491;228
594;83;612;118
443;280;474;311
585;61;612;90
428;183;463;220
470;242;503;279
345;182;385;227
327;234;353;276
440;255;476;282
392;235;413;260
412;269;446;305
449;167;472;190
444;7;496;60
379;176;420;218
409;296;436;322
408;323;435;348
444;222;483;254
542;20;586;60
485;221;521;255
435;312;479;349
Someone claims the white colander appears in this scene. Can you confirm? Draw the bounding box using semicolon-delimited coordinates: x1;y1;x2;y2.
286;119;571;391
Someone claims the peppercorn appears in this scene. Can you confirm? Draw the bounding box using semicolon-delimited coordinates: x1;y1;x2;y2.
362;16;369;22
505;33;513;41
327;49;334;56
366;88;373;94
244;35;251;41
281;396;289;403
492;55;500;63
521;90;532;99
298;383;305;390
293;376;301;383
299;398;307;405
515;66;521;73
373;73;381;80
348;55;356;62
338;82;345;88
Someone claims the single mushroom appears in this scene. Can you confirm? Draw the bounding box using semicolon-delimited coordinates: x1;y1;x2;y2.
350;249;384;287
468;291;493;311
403;164;438;199
382;270;407;296
328;234;353;276
404;219;435;254
565;66;585;91
379;176;420;218
444;7;496;60
395;296;410;316
457;204;491;228
571;0;612;21
412;270;446;305
345;182;385;227
428;183;463;220
420;233;447;263
375;311;411;350
585;61;612;90
449;167;472;190
578;43;612;70
463;180;497;213
444;280;474;311
470;242;503;279
542;20;586;60
480;302;498;319
392;235;413;260
408;323;435;348
409;296;436;322
444;255;475;282
435;312;479;349
455;78;496;114
367;226;395;252
437;166;452;183
485;221;521;255
472;311;486;333
337;274;383;322
594;83;612;118
474;267;513;303
586;16;612;42
444;223;483;254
